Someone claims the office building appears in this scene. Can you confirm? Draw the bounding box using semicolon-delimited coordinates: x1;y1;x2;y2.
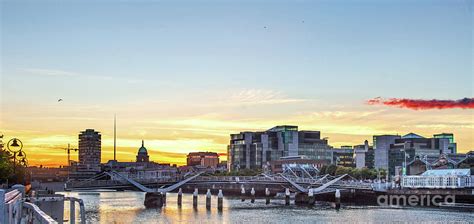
78;129;101;172
373;135;401;170
434;133;457;154
227;125;332;171
187;152;219;168
387;133;447;176
331;146;355;167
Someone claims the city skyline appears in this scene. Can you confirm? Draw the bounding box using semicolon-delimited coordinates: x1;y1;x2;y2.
1;0;473;167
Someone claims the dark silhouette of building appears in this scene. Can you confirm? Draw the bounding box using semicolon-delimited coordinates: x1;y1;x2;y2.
136;140;150;163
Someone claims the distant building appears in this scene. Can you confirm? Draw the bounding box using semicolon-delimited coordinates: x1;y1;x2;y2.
354;140;374;169
105;160;178;181
78;129;101;172
186;152;219;168
433;133;457;154
331;147;355;167
373;135;401;170
406;152;474;175
227;125;332;171
136;140;150;163
387;133;448;176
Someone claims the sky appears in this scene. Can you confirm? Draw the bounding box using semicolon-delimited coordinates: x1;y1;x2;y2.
1;0;473;167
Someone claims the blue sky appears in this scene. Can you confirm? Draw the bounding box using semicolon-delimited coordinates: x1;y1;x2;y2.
1;0;472;166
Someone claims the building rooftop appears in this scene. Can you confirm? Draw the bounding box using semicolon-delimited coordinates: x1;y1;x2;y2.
421;169;470;176
402;133;425;139
138;140;148;154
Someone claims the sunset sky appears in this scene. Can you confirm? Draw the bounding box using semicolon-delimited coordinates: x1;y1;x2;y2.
1;0;472;167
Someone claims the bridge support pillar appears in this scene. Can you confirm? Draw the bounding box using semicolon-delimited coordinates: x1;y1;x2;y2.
206;189;211;210
217;189;223;211
285;188;291;206
163;192;167;205
335;189;341;210
250;188;255;203
265;188;270;205
177;188;182;207
144;192;164;208
193;188;198;208
295;192;309;205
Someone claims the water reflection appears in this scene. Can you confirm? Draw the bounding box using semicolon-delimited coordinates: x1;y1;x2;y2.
60;191;473;224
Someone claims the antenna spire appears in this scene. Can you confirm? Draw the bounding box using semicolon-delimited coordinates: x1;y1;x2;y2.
114;114;117;161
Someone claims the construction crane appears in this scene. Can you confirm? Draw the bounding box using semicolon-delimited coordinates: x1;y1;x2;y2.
64;143;78;167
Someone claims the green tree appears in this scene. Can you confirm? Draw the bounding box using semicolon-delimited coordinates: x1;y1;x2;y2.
319;165;328;175
326;164;338;176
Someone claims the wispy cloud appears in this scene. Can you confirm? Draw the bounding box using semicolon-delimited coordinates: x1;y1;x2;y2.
21;68;144;83
223;89;307;106
367;97;474;110
22;68;77;77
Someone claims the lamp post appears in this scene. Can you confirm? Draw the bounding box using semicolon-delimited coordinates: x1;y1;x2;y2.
6;138;27;175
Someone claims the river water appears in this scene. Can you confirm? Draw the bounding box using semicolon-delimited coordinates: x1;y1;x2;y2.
60;191;473;224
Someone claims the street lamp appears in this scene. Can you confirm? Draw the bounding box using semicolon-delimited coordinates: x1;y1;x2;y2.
400;149;410;176
6;138;27;173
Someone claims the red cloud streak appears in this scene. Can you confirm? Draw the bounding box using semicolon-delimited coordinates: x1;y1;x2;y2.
367;97;474;110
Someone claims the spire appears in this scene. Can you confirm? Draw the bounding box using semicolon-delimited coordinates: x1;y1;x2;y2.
142;139;144;147
114;114;117;161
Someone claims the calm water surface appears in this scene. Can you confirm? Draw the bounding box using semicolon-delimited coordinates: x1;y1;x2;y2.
60;191;473;224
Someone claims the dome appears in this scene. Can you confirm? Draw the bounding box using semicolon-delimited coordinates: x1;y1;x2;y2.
138;140;148;154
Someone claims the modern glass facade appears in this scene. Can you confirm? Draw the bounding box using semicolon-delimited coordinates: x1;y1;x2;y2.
227;126;332;171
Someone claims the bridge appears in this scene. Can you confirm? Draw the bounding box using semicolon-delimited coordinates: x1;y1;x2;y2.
65;172;377;207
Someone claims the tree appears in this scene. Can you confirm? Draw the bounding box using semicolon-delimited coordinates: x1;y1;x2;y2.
319;165;328;175
0;150;28;186
326;164;337;176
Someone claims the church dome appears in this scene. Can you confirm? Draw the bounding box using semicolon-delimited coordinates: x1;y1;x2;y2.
138;140;148;154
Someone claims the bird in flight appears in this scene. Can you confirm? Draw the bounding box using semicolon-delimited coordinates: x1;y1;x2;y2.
58;99;63;102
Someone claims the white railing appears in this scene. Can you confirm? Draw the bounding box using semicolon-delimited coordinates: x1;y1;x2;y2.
402;175;473;189
22;202;58;224
1;185;58;224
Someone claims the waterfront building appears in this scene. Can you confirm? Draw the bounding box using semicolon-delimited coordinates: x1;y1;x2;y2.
433;133;457;154
354;140;375;168
227;125;332;171
387;133;449;176
186;152;219;168
105;160;178;181
331;146;355;167
373;134;401;170
136;140;150;163
78;129;101;172
406;152;474;175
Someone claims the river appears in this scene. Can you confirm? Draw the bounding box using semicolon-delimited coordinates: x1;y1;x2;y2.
59;191;473;223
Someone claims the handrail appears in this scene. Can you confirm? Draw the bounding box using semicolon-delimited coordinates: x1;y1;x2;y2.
23;202;58;224
65;197;87;224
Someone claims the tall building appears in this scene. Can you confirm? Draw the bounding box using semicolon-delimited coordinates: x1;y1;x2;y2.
331;147;355;167
433;133;457;154
136;140;150;163
373;135;401;170
227;125;332;171
186;152;219;168
78;129;101;172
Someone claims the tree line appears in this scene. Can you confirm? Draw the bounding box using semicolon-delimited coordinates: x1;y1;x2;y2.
319;164;387;180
